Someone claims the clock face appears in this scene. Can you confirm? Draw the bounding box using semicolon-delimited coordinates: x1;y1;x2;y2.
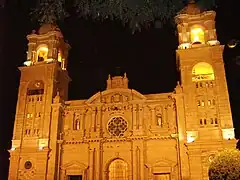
24;161;32;169
35;82;41;88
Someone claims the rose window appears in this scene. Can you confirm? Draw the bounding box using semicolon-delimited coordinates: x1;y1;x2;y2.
108;117;128;137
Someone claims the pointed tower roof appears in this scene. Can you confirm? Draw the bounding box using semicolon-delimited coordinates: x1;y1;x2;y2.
179;0;201;15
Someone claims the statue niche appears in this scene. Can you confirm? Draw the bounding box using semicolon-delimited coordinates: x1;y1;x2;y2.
155;106;163;127
156;113;163;127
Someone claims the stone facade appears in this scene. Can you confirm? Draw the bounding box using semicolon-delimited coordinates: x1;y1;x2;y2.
8;2;236;180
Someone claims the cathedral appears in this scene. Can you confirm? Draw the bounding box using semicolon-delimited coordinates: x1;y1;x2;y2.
8;1;236;180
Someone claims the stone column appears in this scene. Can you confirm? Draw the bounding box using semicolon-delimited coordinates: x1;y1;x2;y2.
53;47;58;60
148;166;153;180
80;113;84;130
130;146;135;180
132;104;137;130
140;143;145;179
139;104;144;129
86;110;92;137
171;105;177;133
163;107;167;128
151;108;156;127
91;108;96;132
32;50;36;63
99;143;103;180
47;103;63;180
89;148;95;180
92;143;102;180
97;106;102;132
167;105;173;129
48;40;53;58
27;42;35;60
136;147;140;180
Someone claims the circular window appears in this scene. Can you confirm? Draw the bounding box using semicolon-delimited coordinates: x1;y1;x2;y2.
24;161;32;169
108;117;128;137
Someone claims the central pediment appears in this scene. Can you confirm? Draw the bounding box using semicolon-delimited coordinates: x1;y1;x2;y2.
86;88;146;104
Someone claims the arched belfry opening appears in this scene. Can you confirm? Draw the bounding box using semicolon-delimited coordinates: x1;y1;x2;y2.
25;24;70;70
107;159;128;180
190;26;205;44
175;0;220;49
192;62;215;82
36;45;48;62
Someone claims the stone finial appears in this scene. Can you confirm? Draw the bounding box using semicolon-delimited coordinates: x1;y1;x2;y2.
107;74;112;89
53;90;61;103
175;81;183;93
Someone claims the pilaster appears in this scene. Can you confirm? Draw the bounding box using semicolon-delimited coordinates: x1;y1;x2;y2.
47;101;64;180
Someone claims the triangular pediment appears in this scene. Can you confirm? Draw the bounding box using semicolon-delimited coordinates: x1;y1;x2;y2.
86;88;146;104
61;160;88;170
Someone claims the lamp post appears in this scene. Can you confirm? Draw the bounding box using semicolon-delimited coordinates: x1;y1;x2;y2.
227;39;240;66
228;39;240;49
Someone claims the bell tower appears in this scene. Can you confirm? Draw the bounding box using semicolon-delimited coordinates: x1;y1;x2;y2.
8;24;70;179
175;1;235;179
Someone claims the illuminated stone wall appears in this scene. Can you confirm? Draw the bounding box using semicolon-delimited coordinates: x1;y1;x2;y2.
8;2;236;180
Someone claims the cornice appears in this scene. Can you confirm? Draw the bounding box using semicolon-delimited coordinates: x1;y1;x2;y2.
63;135;176;145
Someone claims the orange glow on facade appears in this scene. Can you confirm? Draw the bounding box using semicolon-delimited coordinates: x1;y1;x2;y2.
191;28;205;44
37;46;48;62
192;62;215;82
58;51;62;62
8;2;236;180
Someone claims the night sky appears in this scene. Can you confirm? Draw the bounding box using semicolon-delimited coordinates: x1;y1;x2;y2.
1;0;240;179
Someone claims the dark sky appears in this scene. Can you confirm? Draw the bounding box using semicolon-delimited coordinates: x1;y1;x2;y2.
1;0;240;179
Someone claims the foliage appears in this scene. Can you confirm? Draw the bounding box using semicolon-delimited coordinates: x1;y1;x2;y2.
32;0;218;30
31;0;68;24
209;149;240;180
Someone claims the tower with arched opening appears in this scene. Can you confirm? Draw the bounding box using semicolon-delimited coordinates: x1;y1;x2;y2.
8;24;71;180
175;1;235;179
8;1;236;180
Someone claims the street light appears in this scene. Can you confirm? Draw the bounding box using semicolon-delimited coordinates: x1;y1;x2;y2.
228;39;240;48
227;39;240;65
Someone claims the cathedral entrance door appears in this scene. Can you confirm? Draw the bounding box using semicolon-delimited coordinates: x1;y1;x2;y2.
68;175;82;180
153;173;170;180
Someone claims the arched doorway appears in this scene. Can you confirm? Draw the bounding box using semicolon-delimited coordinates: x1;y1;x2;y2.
108;159;128;180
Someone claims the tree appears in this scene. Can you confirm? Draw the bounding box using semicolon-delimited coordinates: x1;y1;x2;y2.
209;149;240;180
32;0;217;31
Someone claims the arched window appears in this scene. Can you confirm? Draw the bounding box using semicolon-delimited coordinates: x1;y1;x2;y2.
192;62;215;82
37;45;48;62
108;159;128;180
190;27;205;44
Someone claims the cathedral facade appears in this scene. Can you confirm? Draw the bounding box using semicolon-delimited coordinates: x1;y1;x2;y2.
8;2;236;180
